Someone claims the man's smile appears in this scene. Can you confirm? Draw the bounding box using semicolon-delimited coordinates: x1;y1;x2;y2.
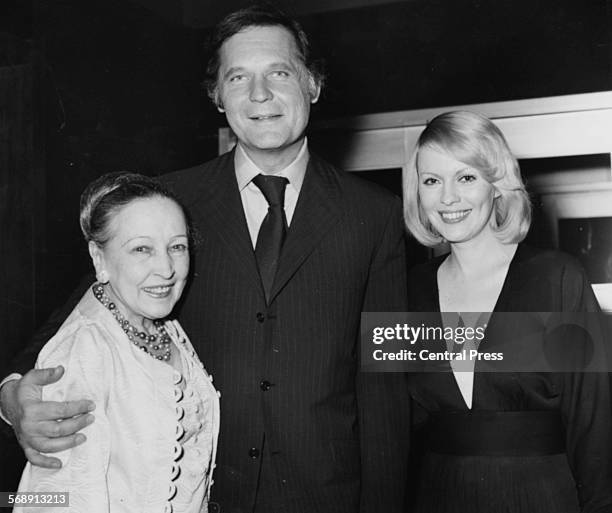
249;114;282;121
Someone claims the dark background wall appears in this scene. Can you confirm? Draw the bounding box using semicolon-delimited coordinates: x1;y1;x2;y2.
1;0;612;488
304;0;612;115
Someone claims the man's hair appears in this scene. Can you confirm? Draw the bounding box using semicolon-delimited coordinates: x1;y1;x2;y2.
204;3;325;107
403;110;532;247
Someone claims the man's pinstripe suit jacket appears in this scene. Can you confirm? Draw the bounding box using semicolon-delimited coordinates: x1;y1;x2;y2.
164;150;411;513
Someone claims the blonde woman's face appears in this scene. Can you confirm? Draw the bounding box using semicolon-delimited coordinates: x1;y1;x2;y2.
417;146;497;245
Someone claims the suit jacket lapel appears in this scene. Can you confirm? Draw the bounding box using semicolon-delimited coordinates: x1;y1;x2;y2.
188;151;263;294
269;154;343;303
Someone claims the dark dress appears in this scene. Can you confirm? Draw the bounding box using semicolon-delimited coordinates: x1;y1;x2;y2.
407;244;612;513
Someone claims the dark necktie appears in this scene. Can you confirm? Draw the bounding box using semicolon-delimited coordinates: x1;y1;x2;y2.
252;174;289;303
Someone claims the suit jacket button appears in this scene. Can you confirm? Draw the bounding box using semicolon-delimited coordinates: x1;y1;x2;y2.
259;380;272;391
248;448;260;458
256;312;265;323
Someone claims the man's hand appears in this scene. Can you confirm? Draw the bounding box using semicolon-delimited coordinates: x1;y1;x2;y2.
0;366;96;469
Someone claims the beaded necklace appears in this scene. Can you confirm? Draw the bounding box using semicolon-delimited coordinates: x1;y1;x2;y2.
92;283;172;361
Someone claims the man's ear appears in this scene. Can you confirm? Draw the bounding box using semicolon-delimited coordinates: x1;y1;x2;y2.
213;87;225;113
308;74;321;104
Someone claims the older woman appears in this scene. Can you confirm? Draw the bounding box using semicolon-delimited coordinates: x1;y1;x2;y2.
403;111;612;512
16;173;219;513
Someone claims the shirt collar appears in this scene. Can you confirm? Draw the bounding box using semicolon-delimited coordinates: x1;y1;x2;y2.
234;138;309;193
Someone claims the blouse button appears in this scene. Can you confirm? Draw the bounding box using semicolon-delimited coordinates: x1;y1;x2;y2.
163;503;173;513
174;387;184;402
217;391;222;398
173;443;184;460
168;483;177;500
175;423;185;440
175;406;184;420
171;463;180;480
197;421;203;430
173;372;183;385
194;405;200;414
188;388;194;398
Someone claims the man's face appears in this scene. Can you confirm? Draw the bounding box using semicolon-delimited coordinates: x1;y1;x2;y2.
216;25;320;168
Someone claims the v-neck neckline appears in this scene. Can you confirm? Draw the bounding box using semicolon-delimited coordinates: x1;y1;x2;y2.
434;243;521;315
429;244;522;410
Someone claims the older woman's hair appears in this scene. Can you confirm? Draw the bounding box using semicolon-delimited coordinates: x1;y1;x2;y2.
80;172;189;246
403;110;531;247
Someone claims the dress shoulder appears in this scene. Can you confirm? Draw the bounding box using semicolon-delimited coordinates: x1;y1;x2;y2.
36;307;115;403
38;316;114;369
407;253;447;311
514;245;584;276
408;254;446;284
510;245;598;312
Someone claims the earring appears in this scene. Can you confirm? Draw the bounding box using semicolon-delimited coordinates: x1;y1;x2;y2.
97;270;109;284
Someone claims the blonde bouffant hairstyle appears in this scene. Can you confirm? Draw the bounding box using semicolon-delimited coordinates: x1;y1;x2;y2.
403;110;531;247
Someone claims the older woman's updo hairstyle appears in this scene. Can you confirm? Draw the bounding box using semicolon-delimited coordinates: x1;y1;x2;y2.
403;110;532;247
79;172;189;247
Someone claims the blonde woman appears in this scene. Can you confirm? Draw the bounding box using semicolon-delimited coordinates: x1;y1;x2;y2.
403;111;612;512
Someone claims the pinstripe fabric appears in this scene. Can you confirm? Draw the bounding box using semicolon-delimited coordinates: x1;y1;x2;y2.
161;151;411;513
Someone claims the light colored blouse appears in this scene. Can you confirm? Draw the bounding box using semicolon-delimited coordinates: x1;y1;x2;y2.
16;287;220;513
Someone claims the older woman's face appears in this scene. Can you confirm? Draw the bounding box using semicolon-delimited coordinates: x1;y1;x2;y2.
417;146;497;245
91;196;189;328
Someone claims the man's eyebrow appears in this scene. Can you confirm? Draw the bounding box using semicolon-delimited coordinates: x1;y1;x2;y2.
267;60;295;69
222;66;245;80
222;61;298;80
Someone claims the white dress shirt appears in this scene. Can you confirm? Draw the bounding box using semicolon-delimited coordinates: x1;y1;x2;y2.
234;139;309;248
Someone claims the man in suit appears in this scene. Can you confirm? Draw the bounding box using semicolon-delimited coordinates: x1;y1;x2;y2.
0;6;410;512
